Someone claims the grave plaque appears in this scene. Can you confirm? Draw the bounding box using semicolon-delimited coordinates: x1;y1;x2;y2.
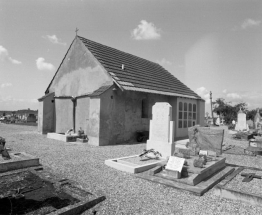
166;156;185;173
199;150;208;156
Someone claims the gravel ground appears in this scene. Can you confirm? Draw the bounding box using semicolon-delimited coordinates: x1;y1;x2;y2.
1;123;262;215
226;169;262;196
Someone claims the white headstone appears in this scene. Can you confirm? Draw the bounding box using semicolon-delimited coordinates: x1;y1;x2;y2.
147;102;175;158
149;103;172;142
237;109;246;131
166;156;185;173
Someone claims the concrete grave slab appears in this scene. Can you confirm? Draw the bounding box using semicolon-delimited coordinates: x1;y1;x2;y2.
0;152;40;173
214;165;262;207
137;164;234;196
105;155;166;174
47;132;81;142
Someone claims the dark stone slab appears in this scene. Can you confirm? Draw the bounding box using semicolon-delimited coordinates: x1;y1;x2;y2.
188;126;224;155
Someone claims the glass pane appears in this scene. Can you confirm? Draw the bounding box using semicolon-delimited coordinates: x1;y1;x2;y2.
184;120;187;128
184;103;187;111
188;120;192;127
193;113;196;120
184;112;187;119
188;112;192;120
179;102;183;111
193;121;195;126
179;120;183;128
193;104;196;112
189;103;192;111
179;112;183;119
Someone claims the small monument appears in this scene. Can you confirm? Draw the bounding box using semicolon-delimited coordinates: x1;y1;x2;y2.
235;108;248;131
254;108;261;129
146;102;175;158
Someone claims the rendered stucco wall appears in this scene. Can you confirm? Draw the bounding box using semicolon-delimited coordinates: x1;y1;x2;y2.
55;98;73;133
75;97;90;135
48;37;113;97
197;100;205;126
99;88;173;145
88;97;100;146
38;101;43;133
38;93;55;134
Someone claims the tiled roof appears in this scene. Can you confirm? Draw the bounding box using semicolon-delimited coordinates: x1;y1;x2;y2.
77;85;112;98
78;36;202;100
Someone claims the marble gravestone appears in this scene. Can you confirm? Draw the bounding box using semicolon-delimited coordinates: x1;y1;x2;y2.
235;109;248;131
147;102;175;159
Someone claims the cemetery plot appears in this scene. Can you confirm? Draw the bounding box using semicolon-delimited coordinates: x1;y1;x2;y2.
214;166;262;207
0;152;40;173
0;167;105;215
47;133;82;142
105;154;166;174
136;155;234;196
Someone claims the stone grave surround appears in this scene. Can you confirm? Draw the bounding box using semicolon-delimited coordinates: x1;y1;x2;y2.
147;102;175;159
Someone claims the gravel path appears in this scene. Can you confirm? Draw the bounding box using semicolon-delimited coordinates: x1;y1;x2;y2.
1;123;262;214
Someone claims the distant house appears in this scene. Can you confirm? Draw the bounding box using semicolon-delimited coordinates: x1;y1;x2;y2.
38;35;205;146
16;109;38;122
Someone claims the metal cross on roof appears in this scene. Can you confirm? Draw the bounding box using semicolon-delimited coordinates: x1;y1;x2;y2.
75;28;79;36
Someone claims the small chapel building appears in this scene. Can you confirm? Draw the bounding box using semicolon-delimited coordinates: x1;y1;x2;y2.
38;35;205;146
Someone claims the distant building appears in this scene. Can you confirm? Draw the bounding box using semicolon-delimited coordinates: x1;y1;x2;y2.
16;109;38;122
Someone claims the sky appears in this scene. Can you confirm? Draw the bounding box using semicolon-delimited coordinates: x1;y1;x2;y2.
0;0;261;113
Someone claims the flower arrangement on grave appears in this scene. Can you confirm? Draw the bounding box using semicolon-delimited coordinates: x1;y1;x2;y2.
78;127;88;141
193;155;207;168
139;149;162;160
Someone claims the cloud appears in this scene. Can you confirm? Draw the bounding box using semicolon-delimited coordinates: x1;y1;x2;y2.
156;58;172;66
36;57;55;71
0;45;22;64
1;83;12;88
131;20;161;40
226;93;242;99
241;19;261;29
43;35;67;45
222;89;227;93
196;87;210;103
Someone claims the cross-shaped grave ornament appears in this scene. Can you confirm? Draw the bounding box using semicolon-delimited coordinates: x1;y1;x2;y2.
75;28;79;36
241;173;262;182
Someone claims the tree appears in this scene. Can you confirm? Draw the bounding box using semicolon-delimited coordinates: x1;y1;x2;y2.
212;98;247;124
247;108;262;121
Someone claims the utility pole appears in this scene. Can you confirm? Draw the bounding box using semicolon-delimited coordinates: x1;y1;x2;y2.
210;91;214;124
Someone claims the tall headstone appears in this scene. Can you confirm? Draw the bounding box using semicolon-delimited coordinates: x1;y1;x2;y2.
147;102;175;158
254;108;261;129
235;108;247;131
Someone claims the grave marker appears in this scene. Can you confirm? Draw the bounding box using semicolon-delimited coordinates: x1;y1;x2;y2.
235;108;247;131
147;102;175;158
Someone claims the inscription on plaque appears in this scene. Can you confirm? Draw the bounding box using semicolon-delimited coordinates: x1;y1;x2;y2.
166;156;185;173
